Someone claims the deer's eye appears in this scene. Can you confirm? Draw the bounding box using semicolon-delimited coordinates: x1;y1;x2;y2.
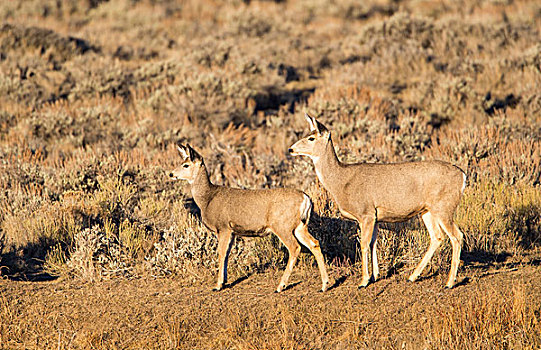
308;136;315;141
183;164;190;168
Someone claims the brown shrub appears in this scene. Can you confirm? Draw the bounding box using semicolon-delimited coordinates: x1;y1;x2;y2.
0;0;539;286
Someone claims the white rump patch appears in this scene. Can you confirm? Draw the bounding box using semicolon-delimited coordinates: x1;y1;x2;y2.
300;194;312;224
461;172;467;194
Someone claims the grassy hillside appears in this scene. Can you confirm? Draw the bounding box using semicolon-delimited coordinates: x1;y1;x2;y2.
0;0;540;348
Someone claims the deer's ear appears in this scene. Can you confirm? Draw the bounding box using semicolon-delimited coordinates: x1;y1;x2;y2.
305;113;318;132
177;144;189;159
305;113;328;135
314;119;329;135
186;144;202;162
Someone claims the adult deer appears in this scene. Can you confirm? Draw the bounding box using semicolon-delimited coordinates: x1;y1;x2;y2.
169;144;329;293
289;114;466;288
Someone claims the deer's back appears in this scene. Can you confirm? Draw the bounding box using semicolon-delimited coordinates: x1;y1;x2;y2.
203;187;306;235
339;160;465;222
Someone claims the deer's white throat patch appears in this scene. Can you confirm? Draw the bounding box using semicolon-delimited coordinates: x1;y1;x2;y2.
311;156;324;181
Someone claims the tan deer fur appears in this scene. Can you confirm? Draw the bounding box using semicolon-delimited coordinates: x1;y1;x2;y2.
289;114;466;288
170;144;329;293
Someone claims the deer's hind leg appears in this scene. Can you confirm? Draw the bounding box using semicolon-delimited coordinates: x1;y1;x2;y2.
273;228;302;293
409;211;444;283
293;223;329;292
438;217;464;288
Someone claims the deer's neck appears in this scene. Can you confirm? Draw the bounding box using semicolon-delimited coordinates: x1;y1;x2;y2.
312;137;347;194
190;163;215;211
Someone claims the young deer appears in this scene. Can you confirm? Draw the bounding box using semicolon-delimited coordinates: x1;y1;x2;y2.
289;114;466;288
169;144;329;293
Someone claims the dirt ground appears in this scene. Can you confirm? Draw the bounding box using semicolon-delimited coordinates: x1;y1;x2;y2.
1;260;540;349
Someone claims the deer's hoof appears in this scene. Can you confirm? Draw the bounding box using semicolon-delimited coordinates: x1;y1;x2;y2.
359;279;370;289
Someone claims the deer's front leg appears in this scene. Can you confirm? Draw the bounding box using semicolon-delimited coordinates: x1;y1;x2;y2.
370;223;379;282
214;230;233;291
358;215;376;288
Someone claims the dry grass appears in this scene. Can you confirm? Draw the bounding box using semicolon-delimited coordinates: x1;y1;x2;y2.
0;266;539;349
426;282;541;349
0;0;540;348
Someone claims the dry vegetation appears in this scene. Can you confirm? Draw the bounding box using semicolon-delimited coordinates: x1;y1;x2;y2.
0;0;540;348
